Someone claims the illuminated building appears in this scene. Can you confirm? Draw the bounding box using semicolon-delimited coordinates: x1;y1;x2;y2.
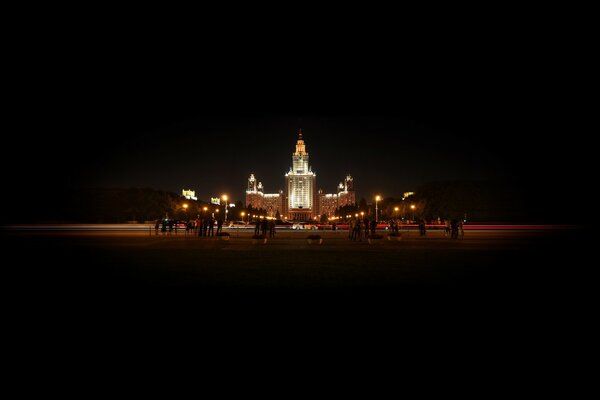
246;174;264;210
285;129;316;221
337;174;355;207
245;130;355;221
317;175;356;218
263;191;285;218
182;189;197;200
246;174;287;218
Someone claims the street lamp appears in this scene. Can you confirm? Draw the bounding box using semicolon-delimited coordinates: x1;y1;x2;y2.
182;203;188;220
410;204;415;222
241;211;246;224
222;195;228;223
375;195;381;222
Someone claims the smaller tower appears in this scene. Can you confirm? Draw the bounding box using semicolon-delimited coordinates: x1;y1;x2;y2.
345;174;354;191
248;174;257;192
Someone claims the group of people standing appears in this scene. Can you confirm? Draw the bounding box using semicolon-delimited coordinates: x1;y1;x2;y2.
153;216;466;239
254;218;276;238
154;216;224;237
444;219;464;239
345;217;464;240
348;217;379;241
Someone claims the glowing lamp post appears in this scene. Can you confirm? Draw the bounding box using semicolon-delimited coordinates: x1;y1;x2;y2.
375;195;381;222
222;195;228;222
183;203;188;220
410;204;416;222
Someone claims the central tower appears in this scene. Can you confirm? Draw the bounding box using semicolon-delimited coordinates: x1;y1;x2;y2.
285;129;316;221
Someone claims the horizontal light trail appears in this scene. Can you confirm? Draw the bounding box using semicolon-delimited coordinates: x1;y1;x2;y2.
1;223;580;232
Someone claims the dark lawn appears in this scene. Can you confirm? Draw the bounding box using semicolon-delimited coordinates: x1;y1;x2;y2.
4;228;592;367
6;230;581;318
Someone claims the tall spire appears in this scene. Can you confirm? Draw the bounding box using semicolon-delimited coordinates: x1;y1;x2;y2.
294;128;306;155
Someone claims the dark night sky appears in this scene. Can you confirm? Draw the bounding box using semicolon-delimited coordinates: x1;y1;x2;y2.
4;22;590;221
20;85;579;214
81;115;509;203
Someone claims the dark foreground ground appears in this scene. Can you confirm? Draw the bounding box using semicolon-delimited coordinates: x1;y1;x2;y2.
4;226;596;378
2;226;591;392
4;229;588;323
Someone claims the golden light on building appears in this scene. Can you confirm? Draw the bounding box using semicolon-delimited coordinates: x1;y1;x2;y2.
182;189;197;200
246;131;355;222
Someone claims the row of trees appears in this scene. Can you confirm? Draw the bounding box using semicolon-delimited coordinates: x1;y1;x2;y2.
13;187;238;224
49;188;282;224
332;180;530;223
6;179;550;224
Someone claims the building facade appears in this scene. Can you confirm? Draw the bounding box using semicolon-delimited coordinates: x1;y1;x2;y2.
182;189;197;200
285;129;316;221
246;174;287;218
316;175;356;218
245;130;355;221
263;192;286;218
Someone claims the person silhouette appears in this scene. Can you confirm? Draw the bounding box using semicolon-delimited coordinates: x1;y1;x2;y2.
450;219;458;239
419;219;426;236
268;219;276;238
255;219;261;235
